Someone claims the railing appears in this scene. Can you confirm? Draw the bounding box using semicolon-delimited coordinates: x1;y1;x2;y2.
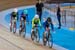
61;9;75;28
44;3;75;29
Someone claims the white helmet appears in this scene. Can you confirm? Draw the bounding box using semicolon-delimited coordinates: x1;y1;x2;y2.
35;14;39;18
13;8;18;12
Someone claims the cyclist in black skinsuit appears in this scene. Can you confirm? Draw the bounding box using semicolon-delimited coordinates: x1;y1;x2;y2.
10;8;18;33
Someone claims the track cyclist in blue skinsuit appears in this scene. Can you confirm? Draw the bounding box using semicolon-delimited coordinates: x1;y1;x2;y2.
19;9;28;36
43;17;54;34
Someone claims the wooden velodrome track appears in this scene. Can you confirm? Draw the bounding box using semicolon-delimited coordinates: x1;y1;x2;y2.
0;0;54;50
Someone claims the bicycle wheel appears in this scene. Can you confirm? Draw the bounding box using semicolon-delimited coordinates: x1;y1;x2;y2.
10;25;12;32
36;29;40;42
13;21;16;33
43;32;47;46
23;24;26;38
48;32;53;48
10;20;12;32
31;31;35;41
19;23;23;35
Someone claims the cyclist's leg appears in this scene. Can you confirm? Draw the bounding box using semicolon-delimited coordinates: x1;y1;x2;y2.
22;19;26;32
20;18;22;31
45;27;48;35
31;26;34;33
23;20;26;29
14;19;16;33
45;27;50;41
22;19;26;37
43;27;47;41
31;26;35;40
47;28;53;48
12;18;15;33
36;26;40;42
10;18;13;32
24;20;26;32
43;27;48;45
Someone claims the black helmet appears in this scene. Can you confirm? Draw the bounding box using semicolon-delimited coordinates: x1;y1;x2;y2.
47;17;51;22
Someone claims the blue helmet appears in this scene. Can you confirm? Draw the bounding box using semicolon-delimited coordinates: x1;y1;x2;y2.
23;9;28;14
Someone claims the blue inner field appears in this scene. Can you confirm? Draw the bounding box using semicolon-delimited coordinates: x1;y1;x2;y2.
5;7;75;50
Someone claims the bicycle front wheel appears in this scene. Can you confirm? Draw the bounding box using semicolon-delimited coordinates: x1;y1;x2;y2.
48;33;53;48
31;31;35;41
23;25;26;38
36;29;40;42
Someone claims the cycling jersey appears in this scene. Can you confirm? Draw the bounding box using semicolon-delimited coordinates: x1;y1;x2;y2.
11;12;18;20
32;18;41;28
43;20;54;30
20;12;28;21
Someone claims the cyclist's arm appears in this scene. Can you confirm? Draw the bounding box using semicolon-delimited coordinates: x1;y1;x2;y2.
50;20;54;31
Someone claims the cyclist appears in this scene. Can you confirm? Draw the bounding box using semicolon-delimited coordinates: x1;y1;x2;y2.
19;9;28;34
31;14;41;42
31;14;41;33
10;8;18;33
11;8;18;21
20;9;28;24
43;17;54;36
